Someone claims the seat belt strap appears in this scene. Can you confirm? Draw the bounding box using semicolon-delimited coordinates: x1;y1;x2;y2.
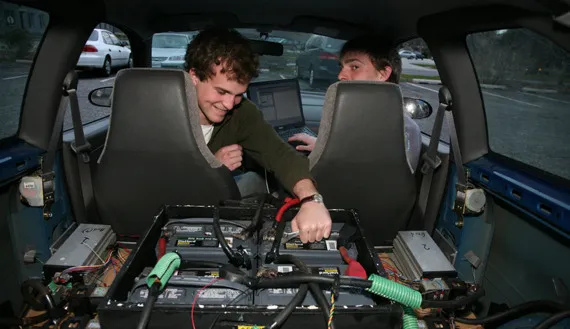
41;74;74;219
67;74;98;224
416;96;446;227
416;86;468;232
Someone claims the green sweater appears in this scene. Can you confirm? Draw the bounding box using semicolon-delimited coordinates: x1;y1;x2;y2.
207;98;313;193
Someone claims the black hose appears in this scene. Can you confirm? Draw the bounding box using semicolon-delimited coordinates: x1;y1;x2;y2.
212;207;250;268
238;194;268;239
21;279;56;312
255;274;372;289
422;286;485;309
265;217;287;264
533;309;570;329
277;254;334;329
136;282;161;329
456;300;569;325
179;260;226;269
269;284;309;329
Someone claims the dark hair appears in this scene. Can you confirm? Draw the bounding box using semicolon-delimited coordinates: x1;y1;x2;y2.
340;34;402;83
184;27;259;84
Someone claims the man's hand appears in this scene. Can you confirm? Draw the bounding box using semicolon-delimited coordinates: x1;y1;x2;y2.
291;179;332;243
291;202;332;243
288;133;317;152
215;144;243;171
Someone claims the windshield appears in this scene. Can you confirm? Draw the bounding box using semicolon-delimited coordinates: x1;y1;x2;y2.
152;34;189;48
233;29;346;93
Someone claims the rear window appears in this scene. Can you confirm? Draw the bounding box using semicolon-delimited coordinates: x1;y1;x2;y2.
324;39;345;51
88;30;98;41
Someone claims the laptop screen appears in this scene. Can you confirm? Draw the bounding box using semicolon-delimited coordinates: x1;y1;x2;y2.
246;79;304;128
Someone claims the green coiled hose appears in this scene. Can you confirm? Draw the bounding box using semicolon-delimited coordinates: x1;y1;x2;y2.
366;274;422;329
366;274;423;308
402;306;419;329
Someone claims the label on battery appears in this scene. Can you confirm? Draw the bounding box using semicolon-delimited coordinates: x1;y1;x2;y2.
197;289;241;299
283;239;327;250
139;288;185;300
237;326;265;329
176;236;219;247
268;288;298;295
172;225;203;233
312;267;339;276
182;270;220;278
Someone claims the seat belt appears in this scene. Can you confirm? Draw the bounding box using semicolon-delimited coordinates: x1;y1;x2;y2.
40;72;77;219
67;73;98;224
415;87;447;231
41;70;97;223
416;86;471;231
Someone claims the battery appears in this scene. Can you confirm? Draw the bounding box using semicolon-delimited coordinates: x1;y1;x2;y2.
261;221;345;266
162;218;255;265
128;267;252;305
255;264;376;306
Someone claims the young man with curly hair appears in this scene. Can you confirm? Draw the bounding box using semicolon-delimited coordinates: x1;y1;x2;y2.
184;27;331;243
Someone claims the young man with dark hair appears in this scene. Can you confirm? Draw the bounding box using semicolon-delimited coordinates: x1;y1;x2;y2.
185;27;331;243
289;34;422;173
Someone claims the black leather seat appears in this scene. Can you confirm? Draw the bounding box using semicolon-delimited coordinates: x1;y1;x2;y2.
93;68;240;235
308;80;417;246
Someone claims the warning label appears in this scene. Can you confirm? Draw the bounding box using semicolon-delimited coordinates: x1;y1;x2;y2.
175;237;219;247
284;239;327;250
183;270;219;278
197;289;241;299
172;225;203;234
139;288;185;300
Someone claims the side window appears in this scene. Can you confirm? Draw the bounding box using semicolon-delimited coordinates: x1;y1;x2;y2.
467;28;570;180
397;38;445;140
70;24;132;130
101;32;112;45
109;33;120;46
0;1;49;140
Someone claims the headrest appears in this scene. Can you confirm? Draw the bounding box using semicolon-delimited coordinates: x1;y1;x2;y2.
97;68;220;168
309;80;406;166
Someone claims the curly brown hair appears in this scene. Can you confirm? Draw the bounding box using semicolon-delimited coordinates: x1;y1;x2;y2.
184;27;259;84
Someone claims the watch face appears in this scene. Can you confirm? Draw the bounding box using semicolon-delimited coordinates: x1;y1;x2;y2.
314;194;324;203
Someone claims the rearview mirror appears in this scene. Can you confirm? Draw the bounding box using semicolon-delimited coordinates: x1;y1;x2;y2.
403;97;432;119
88;87;113;107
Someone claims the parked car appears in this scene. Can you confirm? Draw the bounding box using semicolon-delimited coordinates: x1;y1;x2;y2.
295;35;345;88
152;33;192;68
76;29;132;76
399;49;417;59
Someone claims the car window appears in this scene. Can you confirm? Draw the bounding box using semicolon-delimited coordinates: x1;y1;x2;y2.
109;34;121;46
88;30;98;42
101;31;112;45
69;24;131;130
0;1;49;141
152;34;189;49
467;28;570;180
396;38;445;140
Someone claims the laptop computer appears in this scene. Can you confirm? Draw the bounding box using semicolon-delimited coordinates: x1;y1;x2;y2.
247;78;317;145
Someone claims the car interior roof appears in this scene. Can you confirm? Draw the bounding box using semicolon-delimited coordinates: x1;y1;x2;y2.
11;0;554;41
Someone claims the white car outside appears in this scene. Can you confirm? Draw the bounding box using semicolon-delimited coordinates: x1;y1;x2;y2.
152;33;192;68
77;29;132;76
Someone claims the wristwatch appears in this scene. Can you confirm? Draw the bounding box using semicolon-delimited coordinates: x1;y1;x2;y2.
299;193;324;205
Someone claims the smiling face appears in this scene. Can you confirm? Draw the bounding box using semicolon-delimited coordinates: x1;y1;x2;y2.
337;51;393;82
190;64;248;125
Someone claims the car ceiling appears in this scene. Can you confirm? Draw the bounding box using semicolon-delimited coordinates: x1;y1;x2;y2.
11;0;553;41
